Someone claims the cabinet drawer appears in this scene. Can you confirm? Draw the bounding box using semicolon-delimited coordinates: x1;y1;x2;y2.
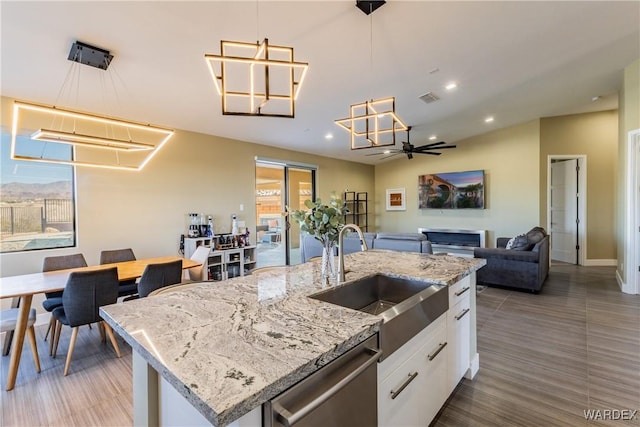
378;320;449;427
378;314;446;381
449;274;472;307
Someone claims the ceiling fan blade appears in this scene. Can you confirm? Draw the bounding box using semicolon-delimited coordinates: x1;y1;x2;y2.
414;151;442;155
414;144;457;152
417;141;447;149
378;153;402;160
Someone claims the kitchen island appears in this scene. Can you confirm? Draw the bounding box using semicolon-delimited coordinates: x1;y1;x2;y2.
100;250;485;426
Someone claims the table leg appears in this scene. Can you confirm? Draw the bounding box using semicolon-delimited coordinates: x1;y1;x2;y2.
2;297;20;356
6;294;32;391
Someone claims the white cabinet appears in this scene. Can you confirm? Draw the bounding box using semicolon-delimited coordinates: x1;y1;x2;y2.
377;273;479;427
184;237;213;259
207;246;256;281
378;315;448;427
447;275;472;393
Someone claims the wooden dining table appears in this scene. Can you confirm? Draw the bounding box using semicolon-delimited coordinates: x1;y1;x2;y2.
0;256;202;391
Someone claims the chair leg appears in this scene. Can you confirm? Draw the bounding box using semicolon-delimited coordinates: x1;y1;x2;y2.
98;322;106;343
44;316;54;341
63;327;79;376
52;321;63;358
102;322;121;358
49;318;57;356
26;325;41;373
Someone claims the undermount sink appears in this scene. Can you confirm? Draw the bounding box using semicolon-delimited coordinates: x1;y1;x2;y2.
309;274;449;360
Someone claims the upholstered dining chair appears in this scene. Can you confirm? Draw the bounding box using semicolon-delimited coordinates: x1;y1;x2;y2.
125;260;183;300
42;253;88;355
0;308;41;373
186;245;210;282
51;267;121;376
99;248;138;298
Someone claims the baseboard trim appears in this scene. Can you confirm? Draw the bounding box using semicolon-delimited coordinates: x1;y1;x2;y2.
583;259;617;267
617;268;639;295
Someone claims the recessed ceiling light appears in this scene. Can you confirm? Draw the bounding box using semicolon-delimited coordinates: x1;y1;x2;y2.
445;82;457;90
591;95;601;102
485;116;494;123
429;135;437;140
324;133;333;140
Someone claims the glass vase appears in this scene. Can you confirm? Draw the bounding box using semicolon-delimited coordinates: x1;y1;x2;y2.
321;239;336;283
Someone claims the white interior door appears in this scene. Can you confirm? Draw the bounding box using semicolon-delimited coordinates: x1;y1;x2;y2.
550;159;578;263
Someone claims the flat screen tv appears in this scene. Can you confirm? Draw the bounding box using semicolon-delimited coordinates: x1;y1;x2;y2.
418;170;485;209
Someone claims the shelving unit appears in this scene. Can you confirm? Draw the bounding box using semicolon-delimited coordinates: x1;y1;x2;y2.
206;245;257;281
343;191;368;231
184;237;257;281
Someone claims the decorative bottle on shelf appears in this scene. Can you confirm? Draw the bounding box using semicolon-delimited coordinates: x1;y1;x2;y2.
231;214;239;235
207;216;214;238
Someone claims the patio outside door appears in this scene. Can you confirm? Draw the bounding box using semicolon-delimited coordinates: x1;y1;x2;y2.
255;161;315;267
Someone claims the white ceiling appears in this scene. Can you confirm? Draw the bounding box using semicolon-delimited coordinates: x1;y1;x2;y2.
2;1;638;164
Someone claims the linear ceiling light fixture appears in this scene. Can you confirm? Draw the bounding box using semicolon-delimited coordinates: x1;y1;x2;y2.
12;101;174;171
204;38;309;118
335;1;408;149
10;41;174;171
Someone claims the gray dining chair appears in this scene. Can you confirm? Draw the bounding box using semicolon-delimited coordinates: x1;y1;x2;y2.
42;253;88;355
0;308;41;373
51;267;121;376
131;260;183;299
99;248;138;298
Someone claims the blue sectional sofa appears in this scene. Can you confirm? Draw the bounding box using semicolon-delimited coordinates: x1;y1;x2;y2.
300;232;433;263
473;227;550;293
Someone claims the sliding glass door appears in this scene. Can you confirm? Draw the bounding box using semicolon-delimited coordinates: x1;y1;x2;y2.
255;160;315;267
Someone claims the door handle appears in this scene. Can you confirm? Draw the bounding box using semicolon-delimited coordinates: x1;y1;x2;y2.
272;347;381;426
390;372;419;400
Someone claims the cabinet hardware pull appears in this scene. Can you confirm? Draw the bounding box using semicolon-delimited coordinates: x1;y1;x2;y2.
455;286;470;297
455;308;470;321
427;342;448;361
390;372;418;400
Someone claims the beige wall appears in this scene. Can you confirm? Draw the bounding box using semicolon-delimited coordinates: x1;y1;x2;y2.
375;120;541;246
617;58;640;283
539;110;618;261
0;96;374;282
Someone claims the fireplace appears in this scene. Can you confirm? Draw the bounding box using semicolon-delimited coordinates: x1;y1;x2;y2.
418;228;486;256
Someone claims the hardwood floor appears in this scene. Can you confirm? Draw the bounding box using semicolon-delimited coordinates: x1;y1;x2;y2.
1;265;638;426
435;265;640;427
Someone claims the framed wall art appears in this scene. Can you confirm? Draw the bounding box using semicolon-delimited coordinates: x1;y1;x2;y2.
386;188;406;211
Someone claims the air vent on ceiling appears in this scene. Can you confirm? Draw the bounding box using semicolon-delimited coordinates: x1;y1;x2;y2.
419;92;440;104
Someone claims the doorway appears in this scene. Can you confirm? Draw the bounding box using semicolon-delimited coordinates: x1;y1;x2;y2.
547;155;586;265
255;159;316;268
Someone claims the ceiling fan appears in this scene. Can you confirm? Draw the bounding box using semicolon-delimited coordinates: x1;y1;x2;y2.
366;126;457;160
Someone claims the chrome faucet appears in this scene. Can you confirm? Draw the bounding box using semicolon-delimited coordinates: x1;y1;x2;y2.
337;224;368;283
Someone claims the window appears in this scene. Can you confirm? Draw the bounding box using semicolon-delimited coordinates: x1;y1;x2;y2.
1;133;77;253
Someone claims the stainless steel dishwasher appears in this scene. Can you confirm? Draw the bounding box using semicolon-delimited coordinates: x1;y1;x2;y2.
263;334;380;427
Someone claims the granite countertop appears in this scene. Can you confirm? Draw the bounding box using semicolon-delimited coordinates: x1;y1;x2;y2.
100;250;485;426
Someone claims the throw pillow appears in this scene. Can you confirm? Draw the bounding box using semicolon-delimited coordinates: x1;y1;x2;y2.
526;227;546;245
506;234;533;251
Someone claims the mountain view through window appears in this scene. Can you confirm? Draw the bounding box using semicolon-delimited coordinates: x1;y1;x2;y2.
1;133;76;253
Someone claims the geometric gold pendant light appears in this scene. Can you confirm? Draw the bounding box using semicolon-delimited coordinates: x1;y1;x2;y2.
204;38;309;118
334;1;408;150
10;41;174;171
335;96;408;150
